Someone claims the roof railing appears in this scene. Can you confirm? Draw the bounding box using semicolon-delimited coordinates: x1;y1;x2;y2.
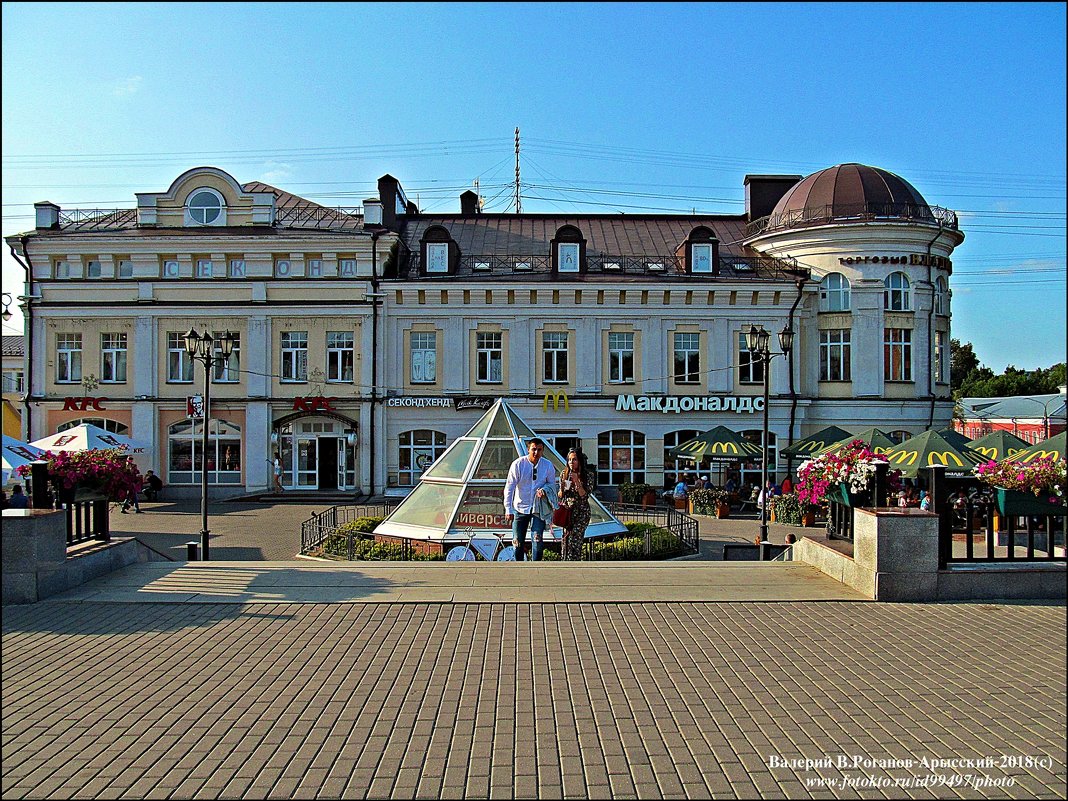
745;202;959;238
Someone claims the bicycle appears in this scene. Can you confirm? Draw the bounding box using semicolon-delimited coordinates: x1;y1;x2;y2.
446;528;516;561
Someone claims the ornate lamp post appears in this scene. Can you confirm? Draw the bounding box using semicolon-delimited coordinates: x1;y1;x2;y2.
745;324;794;546
183;328;236;560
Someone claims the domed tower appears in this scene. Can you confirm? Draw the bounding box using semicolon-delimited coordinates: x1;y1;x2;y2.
744;163;965;434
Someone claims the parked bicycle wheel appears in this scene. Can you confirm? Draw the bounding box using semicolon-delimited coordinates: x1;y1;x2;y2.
446;545;476;561
495;545;516;561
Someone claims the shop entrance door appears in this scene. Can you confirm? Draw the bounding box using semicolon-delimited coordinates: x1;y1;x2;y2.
318;437;339;490
295;437;317;488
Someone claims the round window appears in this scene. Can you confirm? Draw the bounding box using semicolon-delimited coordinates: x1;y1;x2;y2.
188;190;222;225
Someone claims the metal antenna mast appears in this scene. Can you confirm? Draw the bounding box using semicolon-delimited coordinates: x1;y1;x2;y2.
514;127;522;213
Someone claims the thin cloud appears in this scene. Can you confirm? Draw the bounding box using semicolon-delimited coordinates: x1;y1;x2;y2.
260;162;293;183
112;76;143;97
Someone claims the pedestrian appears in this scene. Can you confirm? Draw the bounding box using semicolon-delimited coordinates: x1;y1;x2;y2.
557;448;594;561
503;437;556;562
780;475;793;495
919;490;931;511
7;484;29;509
121;456;142;513
142;470;163;501
272;452;284;492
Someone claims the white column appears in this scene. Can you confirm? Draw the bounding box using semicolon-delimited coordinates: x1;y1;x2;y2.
247;316;270;398
132;316;155;397
851;281;883;397
245;401;270;491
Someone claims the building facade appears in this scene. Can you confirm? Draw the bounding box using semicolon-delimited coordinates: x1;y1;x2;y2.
955;390;1067;444
7;162;964;497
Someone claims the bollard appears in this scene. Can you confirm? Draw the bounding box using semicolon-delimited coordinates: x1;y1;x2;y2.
186;542;199;561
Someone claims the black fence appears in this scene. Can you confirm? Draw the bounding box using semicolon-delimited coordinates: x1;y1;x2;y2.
65;500;110;546
300;503;396;554
826;463;890;542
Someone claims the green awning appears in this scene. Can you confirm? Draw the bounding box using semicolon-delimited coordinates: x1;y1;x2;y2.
968;430;1031;463
812;428;899;457
882;430;986;478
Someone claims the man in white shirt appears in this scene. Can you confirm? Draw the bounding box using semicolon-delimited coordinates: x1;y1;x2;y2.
503;438;557;561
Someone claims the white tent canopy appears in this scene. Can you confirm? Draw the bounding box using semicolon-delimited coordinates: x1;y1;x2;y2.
30;424;149;454
2;436;46;486
375;399;627;543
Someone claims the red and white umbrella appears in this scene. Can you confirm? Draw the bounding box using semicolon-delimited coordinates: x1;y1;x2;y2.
30;424;149;455
2;435;46;485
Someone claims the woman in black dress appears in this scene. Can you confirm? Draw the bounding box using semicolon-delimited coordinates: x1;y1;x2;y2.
557;448;594;561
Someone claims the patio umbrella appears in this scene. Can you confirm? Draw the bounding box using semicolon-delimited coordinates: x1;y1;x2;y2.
666;426;762;462
999;431;1066;464
30;424;148;454
968;430;1031;463
811;427;899;457
935;428;974;448
881;430;986;478
780;425;852;459
2;435;46;484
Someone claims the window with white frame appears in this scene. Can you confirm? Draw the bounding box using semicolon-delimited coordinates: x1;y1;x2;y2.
557;243;580;273
884;271;912;311
608;332;635;383
737;332;765;384
2;369;24;393
597;430;645;486
339;258;357;277
167;332;194;383
168;419;242;484
327;332;355;383
118;259;133;278
275;258;292;278
410;331;437;384
58;417;128;434
819;329;851;381
398;430;447;486
307;258;323;278
100;333;127;383
426;243;448;273
691;244;713;273
819;272;851;311
673;332;700;384
186;189;224;226
280;331;308;382
56;334;82;383
935;276;949;315
87;259;102;278
476;332;503;383
543;332;569;383
934;330;947;384
196;259;213;278
229;259;246;278
884;328;912;381
213;332;240;383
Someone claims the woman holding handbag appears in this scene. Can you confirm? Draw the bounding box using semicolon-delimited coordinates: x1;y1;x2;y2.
557;448;594;561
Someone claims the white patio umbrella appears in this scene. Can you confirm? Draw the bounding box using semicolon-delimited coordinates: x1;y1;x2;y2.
2;435;47;485
30;424;149;455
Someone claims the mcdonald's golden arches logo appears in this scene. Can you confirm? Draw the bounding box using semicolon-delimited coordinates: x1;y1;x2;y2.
543;391;570;413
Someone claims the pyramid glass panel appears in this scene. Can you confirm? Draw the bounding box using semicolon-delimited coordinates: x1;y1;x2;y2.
456;486;509;530
422;438;478;481
464;414;492;439
488;412;515;438
386;482;463;528
473;440;517;480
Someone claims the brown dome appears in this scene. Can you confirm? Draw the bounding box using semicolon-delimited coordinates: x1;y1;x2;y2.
763;163;942;232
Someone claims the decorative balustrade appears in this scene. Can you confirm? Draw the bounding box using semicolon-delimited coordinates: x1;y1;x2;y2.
745;202;959;238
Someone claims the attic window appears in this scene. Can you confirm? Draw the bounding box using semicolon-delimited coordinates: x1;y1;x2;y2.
186;188;225;226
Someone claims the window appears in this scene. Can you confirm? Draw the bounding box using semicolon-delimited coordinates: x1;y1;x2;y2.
673;332;700;384
56;334;82;383
738;332;764;384
884;271;911;311
543;332;569;383
476;332;502;383
100;333;128;383
186;189;224;225
558;243;580;273
398;430;447;486
819;329;851;381
229;259;246;278
55;260;72;279
275;259;292;278
608;332;635;383
168;419;242;485
167;332;194;383
58;418;128;434
162;259;180;278
884;328;912;381
118;259;133;278
281;332;308;382
196;259;214;278
2;369;24;393
934;330;947;384
597;430;645;486
307;258;323;278
663;429;702;489
327;332;354;383
213;332;240;383
410;332;437;384
87;259;102;278
426;243;448;273
819;273;851;312
691;244;713;273
935;276;949;315
339;258;357;277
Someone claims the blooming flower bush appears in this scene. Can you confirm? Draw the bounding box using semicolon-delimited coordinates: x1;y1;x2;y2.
796;440;897;506
16;448;142;503
689;487;729;515
974;456;1065;502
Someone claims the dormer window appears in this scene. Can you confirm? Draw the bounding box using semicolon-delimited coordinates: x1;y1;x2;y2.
552;225;585;275
684;226;719;275
421;226;454;275
185;188;225;226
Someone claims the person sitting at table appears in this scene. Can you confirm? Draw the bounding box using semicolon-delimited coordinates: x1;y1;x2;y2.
142;470;164;501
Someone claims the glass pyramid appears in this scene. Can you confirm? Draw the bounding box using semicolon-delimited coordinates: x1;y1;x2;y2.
375;399;627;543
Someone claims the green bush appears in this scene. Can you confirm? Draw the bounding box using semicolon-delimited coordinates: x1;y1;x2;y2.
619;482;655;505
688;487;727;515
769;493;803;526
336;516;385;535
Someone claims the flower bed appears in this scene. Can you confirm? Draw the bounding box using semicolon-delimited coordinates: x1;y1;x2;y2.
975;456;1065;502
796;440;896;507
688;487;729;515
17;448;142;503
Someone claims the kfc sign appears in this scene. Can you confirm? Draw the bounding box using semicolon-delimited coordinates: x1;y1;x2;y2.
62;396;107;411
293;396;337;412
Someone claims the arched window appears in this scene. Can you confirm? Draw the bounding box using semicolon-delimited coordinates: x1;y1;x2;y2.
663;430;702;490
884;271;911;311
597;430;645;486
168;419;242;485
398;430;447;486
935;276;949;315
185;187;226;226
687;226;718;274
58;418;129;435
553;225;584;274
819;273;851;312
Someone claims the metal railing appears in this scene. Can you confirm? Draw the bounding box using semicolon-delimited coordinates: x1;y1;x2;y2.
300;503;396;553
273;204;363;231
746;202;959;238
826;463;890;542
65;500;110;546
603;502;700;558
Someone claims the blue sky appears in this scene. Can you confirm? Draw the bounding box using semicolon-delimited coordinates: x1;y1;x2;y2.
2;2;1065;372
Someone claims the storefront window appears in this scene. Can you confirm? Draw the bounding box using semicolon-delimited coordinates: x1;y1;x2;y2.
167;419;242;484
58;417;129;435
597;430;645;486
663;429;702;490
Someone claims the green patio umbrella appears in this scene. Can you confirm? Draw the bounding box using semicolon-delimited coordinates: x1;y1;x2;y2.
936;428;973;448
667;426;762;462
999;431;1066;464
881;430;986;478
968;430;1031;463
780;425;852;459
812;427;899;457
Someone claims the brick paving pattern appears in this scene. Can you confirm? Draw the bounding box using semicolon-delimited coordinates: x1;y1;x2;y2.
3;600;1065;799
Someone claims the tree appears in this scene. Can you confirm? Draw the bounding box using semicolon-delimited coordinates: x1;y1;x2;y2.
952;338;1066;398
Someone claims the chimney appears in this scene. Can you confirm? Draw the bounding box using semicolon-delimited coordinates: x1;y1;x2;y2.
377;174;401;229
363;198;383;227
460;190;481;216
35;201;60;229
743;175;803;221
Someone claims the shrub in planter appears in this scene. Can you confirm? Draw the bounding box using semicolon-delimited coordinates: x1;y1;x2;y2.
619;482;655;505
768;493;803;526
688;487;728;515
336;516;385;536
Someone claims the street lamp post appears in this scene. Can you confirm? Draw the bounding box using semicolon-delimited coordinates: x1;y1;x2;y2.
745;324;794;546
183;328;236;561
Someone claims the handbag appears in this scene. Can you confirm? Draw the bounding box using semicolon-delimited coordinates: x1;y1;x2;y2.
552;505;571;527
